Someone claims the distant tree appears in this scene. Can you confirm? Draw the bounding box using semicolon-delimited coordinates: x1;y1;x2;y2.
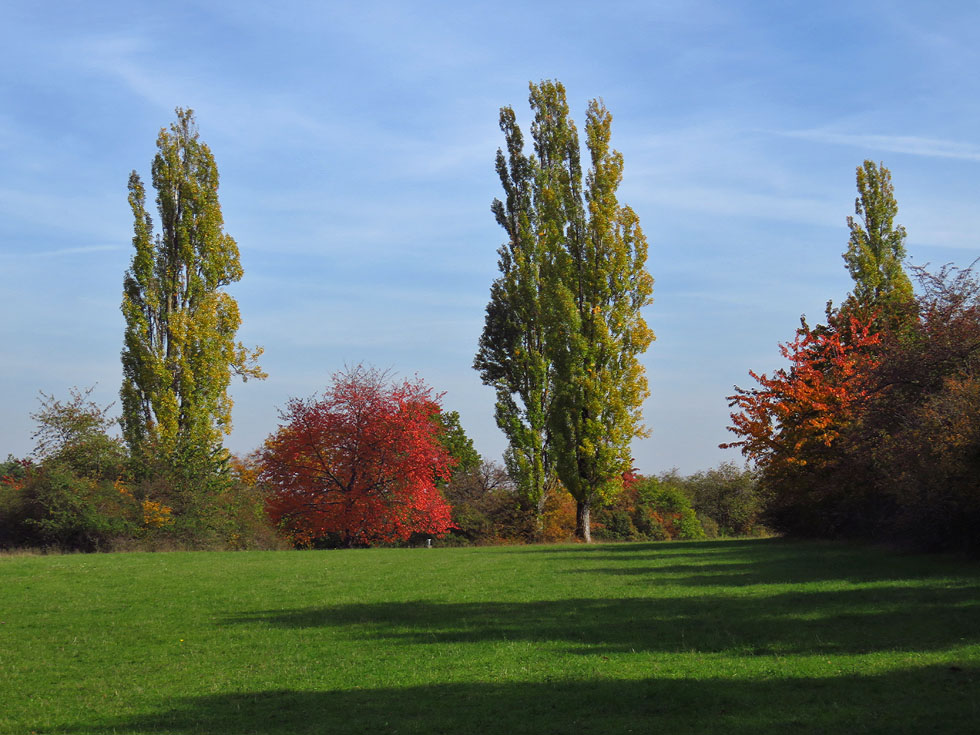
841;161;914;327
433;410;481;480
682;463;762;537
634;477;705;541
592;473;704;542
260;366;455;547
120;108;264;474
31;386;126;477
440;460;535;544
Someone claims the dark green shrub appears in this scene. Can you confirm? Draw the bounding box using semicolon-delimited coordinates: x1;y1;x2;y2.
635;478;705;540
12;464;137;551
596;508;640;541
683;463;762;536
697;512;720;539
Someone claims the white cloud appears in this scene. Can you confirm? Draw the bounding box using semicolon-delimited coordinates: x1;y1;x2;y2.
781;129;980;163
0;188;126;247
635;183;839;228
0;244;123;259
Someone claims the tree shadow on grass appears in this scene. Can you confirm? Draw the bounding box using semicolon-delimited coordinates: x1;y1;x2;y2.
62;665;980;734
550;538;980;586
222;581;980;656
568;558;961;586
502;538;785;557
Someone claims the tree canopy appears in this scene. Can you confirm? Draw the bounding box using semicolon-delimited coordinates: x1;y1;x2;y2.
476;81;654;541
260;366;455;546
725;161;980;551
841;160;914;327
120;108;264;472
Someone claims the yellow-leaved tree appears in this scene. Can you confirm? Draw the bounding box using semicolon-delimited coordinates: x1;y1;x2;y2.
120;108;264;495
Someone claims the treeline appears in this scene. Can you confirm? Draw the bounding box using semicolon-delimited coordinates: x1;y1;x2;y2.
726;162;980;553
0;85;665;553
0;388;281;551
0;360;768;551
442;460;766;546
3;97;977;554
0;387;765;550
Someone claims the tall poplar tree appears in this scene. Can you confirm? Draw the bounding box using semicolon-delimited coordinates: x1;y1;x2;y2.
476;81;654;541
121;108;264;475
842;160;913;323
548;99;655;542
474;100;555;516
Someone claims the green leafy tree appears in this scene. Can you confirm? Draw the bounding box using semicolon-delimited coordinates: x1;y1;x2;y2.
683;463;762;537
120;108;264;475
547;95;655;542
476;81;654;542
433;410;481;479
31;386;126;477
841;161;914;326
474;100;558;518
0;388;135;551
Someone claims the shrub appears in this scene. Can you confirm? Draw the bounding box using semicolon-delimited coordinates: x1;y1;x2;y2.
538;486;577;543
440;461;538;545
697;513;720;539
9;464;138;551
592;475;705;542
636;478;705;540
683;463;762;536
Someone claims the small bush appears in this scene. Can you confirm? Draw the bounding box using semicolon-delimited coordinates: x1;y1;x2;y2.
593;475;705;542
680;463;763;537
9;464;138;551
697;512;720;539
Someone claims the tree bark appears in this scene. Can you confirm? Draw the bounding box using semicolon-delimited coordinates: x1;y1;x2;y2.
575;500;591;543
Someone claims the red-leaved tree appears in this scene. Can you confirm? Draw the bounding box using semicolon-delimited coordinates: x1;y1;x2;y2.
260;366;455;546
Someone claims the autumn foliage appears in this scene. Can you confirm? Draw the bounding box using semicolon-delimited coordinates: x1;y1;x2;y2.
726;264;980;551
724;313;882;474
261;367;455;547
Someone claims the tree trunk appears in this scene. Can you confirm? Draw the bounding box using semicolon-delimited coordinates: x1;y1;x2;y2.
575;500;591;543
533;491;547;542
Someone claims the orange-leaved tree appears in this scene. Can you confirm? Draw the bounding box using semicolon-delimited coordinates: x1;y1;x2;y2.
260;366;455;547
724;314;881;469
723;313;883;535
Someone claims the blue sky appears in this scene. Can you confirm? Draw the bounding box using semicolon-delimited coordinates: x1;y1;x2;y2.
2;1;978;474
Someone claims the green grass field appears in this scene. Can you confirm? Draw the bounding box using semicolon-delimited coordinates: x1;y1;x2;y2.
2;538;978;734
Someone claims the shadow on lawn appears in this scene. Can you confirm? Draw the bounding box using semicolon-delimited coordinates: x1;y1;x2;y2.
540;538;977;586
222;540;980;656
65;665;980;734
223;580;979;655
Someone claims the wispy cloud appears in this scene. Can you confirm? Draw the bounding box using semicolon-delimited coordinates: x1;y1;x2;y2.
12;244;124;259
634;183;839;228
781;130;980;163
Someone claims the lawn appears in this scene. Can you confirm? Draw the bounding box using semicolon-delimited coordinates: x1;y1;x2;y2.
1;538;978;734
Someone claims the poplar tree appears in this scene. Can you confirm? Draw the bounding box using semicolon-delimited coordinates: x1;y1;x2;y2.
842;160;913;323
476;82;654;541
474;101;555;516
121;108;264;475
548;98;655;542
